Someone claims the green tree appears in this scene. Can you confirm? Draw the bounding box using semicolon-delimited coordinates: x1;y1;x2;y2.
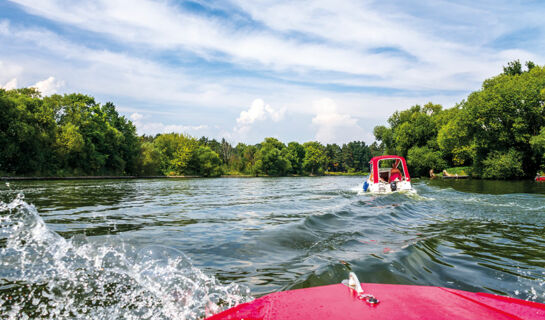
481;149;524;179
325;143;343;172
407;146;447;177
56;122;84;157
199;137;222;161
0;89;142;176
341;141;370;172
242;145;258;174
253;138;291;176
189;146;223;177
369;141;384;158
374;103;444;160
530;127;545;173
220;138;234;165
153;133;198;175
285;142;306;174
462;65;545;176
437;106;475;166
373;125;393;155
503;60;522;76
303;141;326;175
138;141;162;175
0;88;58;175
101;102;141;174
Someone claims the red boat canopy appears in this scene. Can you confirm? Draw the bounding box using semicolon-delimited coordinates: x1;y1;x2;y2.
370;155;411;183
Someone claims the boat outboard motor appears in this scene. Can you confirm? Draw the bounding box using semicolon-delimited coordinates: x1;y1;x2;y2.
390;181;397;191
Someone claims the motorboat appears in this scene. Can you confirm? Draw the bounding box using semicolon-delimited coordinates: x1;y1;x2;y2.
205;272;545;320
363;155;412;193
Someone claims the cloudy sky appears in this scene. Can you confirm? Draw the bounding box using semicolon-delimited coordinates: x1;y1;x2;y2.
1;0;543;144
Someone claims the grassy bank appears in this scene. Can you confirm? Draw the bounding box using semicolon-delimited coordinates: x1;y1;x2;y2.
0;175;201;181
324;171;368;176
1;172;370;181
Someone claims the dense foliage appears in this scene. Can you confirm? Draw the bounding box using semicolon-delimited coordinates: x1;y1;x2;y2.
374;61;545;179
4;60;542;179
0;89;140;176
0;89;373;177
198;137;373;177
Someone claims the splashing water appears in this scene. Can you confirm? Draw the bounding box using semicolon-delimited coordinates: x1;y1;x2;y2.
0;194;250;319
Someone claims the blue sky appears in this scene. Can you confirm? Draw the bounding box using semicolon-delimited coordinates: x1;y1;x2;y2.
1;0;544;144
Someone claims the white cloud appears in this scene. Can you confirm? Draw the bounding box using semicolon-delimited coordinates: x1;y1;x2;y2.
1;78;17;90
136;122;208;135
31;76;64;96
234;98;286;135
236;98;285;125
130;112;143;121
311;98;363;144
129;112;208;135
2;3;542;103
0;20;465;142
1;74;64;95
0;21;234;106
0;59;24;88
9;0;541;92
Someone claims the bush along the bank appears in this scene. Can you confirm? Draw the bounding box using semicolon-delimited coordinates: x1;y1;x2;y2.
374;60;545;179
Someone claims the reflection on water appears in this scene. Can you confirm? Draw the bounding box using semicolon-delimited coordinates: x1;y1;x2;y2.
427;177;545;194
1;177;544;319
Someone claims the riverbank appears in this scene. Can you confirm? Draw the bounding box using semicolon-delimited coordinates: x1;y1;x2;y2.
4;171;541;181
1;173;367;181
324;171;367;176
0;175;200;181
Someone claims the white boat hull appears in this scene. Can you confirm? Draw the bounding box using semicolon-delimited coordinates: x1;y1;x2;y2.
365;180;412;193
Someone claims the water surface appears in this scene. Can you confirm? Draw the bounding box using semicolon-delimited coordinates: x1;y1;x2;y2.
1;177;544;318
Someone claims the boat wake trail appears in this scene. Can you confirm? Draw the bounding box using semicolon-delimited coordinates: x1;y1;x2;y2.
0;194;250;320
283;182;545;304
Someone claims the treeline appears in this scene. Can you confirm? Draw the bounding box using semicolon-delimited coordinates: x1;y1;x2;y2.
4;60;542;179
0;88;375;177
374;60;545;179
140;135;377;177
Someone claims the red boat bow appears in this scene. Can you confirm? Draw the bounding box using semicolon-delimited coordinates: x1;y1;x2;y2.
206;283;545;320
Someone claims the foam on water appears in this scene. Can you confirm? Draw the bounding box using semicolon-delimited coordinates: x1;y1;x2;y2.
0;194;250;319
349;182;365;193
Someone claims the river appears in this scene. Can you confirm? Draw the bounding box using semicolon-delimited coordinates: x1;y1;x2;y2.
1;177;544;319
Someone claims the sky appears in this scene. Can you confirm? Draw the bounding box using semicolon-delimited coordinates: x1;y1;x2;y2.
1;0;544;144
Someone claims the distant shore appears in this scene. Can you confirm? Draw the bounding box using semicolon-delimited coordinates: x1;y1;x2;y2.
0;175;199;181
1;173;367;181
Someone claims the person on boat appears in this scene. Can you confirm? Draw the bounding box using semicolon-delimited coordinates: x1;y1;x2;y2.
389;163;403;182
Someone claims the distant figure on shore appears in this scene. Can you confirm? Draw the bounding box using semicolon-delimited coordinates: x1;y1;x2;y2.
429;169;436;179
443;170;456;177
